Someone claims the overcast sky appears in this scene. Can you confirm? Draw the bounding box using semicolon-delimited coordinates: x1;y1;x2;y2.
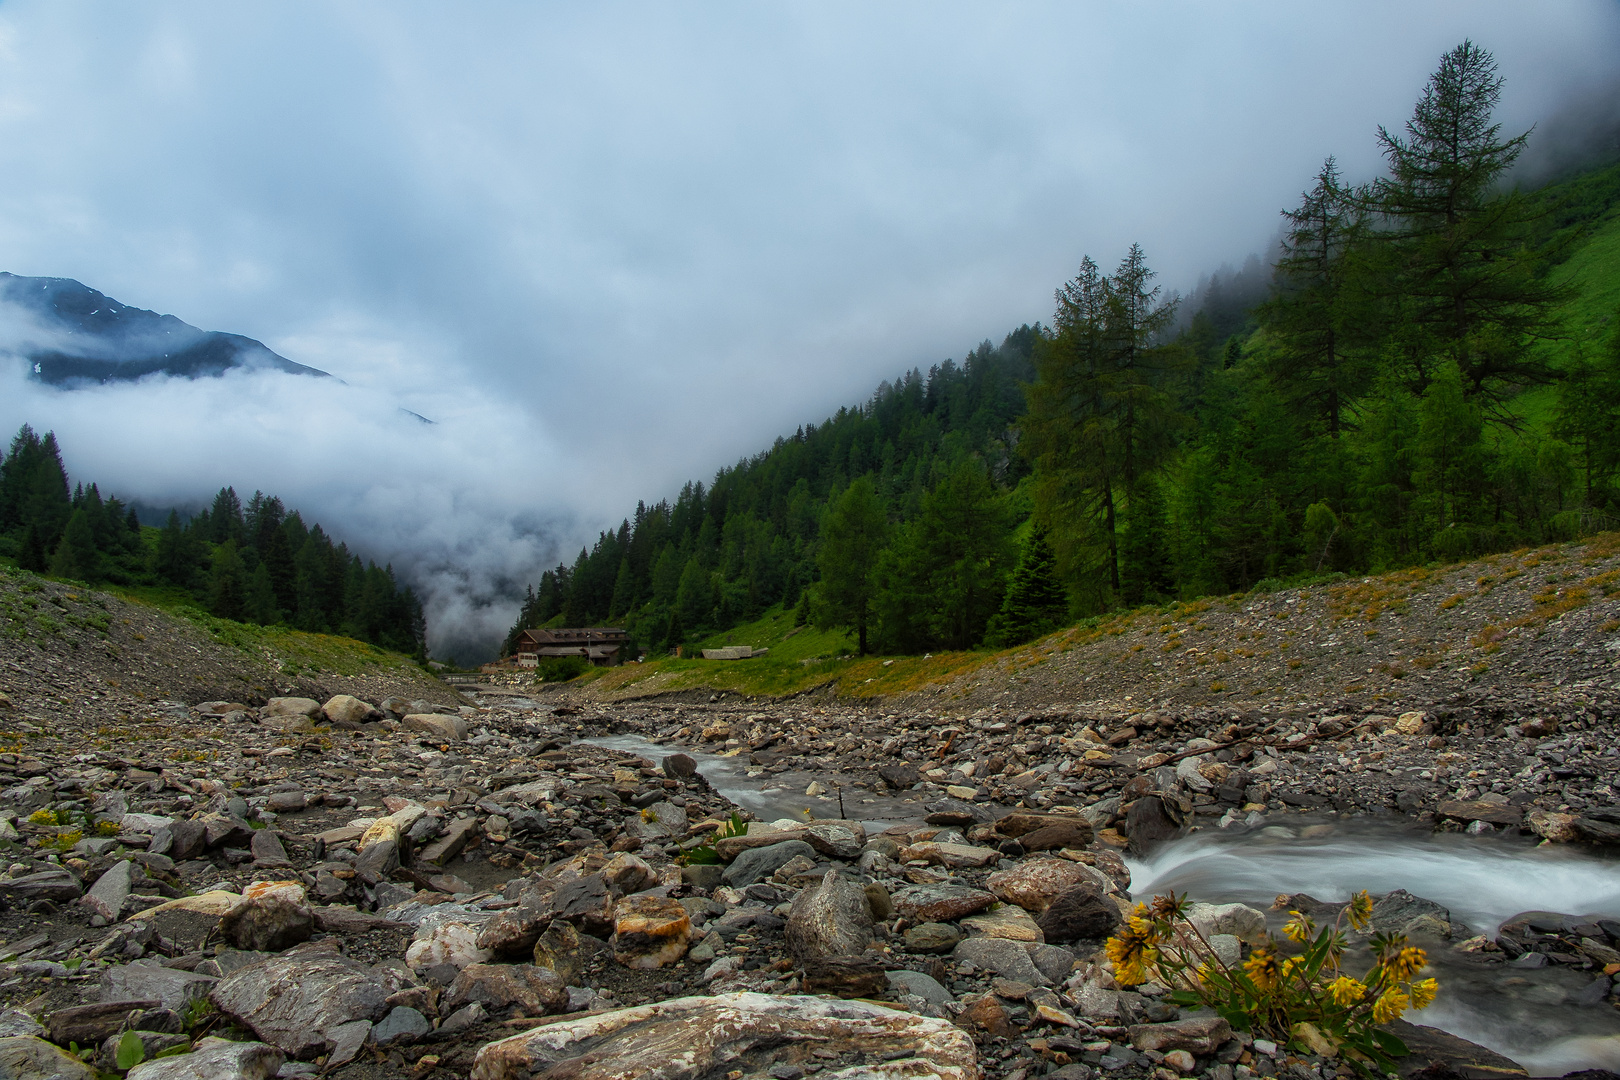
0;2;1616;659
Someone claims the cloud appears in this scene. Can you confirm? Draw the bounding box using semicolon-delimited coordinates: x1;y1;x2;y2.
0;354;575;662
0;3;1615;658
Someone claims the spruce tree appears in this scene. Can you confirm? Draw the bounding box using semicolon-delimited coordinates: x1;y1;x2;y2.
1258;158;1376;438
985;526;1068;647
814;477;888;655
209;540;247;620
48;509;99;581
245;562;280;624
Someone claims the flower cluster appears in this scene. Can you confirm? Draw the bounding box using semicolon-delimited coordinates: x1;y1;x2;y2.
1103;890;1437;1075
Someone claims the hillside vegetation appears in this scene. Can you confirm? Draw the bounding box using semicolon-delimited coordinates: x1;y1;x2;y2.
515;43;1620;669
565;530;1620;712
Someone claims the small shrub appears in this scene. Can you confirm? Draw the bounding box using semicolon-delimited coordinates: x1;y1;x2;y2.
535;656;590;683
1106;891;1434;1074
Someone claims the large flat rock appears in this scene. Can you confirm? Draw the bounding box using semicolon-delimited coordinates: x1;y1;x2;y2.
470;991;978;1080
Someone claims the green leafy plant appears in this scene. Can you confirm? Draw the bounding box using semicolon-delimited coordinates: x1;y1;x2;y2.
679;812;748;865
27;808;61;827
95;820;122;837
1106;891;1436;1074
115;1029;146;1070
49;829;83;852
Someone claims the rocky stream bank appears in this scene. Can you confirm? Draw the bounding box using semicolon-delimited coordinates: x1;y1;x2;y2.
0;676;1612;1079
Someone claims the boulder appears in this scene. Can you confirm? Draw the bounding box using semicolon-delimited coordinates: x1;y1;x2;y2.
721;839;816;887
662;753;697;779
892;883;997;923
1128;1016;1233;1054
218;881;314;953
904;922;965;953
878;763;920;790
125;1036;284;1080
952;936;1048;985
468;992;979;1080
84;859;141;920
802;821;865;860
320;695;377;726
1017;820;1094;852
262;697;321;720
0;1035;95;1080
1383;1019;1528;1079
612;896;692;969
402;714;469;741
1185;902;1268;945
47;1000;162;1046
100;960;217;1012
887;968;954;1005
994;811;1091;840
405;920;492;971
1036;885;1120;943
987;857;1097;912
898;841;999;869
0;869;82;903
785;870;873;961
443;964;568;1018
371;1006;432;1047
532;919;587;984
1370;890;1456;938
1437;801;1523;828
209;941;406;1059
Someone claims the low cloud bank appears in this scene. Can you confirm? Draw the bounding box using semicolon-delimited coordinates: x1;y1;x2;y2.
0;356;581;664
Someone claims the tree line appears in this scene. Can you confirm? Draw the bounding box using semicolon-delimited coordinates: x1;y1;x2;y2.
512;41;1620;658
0;426;426;656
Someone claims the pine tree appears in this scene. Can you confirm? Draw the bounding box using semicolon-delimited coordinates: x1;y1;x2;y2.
985;526;1068;647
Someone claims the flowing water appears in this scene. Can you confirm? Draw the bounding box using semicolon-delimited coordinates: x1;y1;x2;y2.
1128;822;1620;1076
570;729;1620;1074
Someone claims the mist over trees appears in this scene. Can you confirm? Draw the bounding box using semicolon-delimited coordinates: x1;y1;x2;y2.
510;40;1620;659
0;426;425;656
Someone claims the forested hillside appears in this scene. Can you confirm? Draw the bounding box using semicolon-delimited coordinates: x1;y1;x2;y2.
0;426;426;655
512;42;1620;663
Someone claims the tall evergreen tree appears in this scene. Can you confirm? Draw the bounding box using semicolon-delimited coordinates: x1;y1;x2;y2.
814;477;888;655
984;525;1068;647
1371;40;1573;404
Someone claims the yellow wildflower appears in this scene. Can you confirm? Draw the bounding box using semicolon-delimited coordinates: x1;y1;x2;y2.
1347;890;1373;931
1409;977;1438;1009
1372;987;1410;1024
1384;945;1428;981
1328;976;1366;1007
1105;925;1158;987
1244;947;1281;992
1283;912;1313;943
1282;957;1306;982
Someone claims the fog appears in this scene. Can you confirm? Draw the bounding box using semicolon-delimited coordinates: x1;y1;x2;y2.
0;3;1615;660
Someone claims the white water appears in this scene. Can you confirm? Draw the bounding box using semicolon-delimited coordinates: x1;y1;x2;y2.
1127;822;1620;1076
1127;822;1620;935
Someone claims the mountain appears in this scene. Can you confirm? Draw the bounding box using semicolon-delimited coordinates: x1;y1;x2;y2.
0;272;330;385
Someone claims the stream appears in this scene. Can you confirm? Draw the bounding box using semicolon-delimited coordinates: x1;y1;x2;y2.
579;731;1620;1076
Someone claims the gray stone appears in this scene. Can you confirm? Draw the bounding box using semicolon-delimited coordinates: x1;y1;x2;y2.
218;884;314;953
402;714;469;741
84;860;140;920
886;969;953;1005
100;960;217;1012
0;869;82;902
903;922;964;954
803;822;865;860
321;694;377;726
1370;890;1456;939
662;753;697;778
263;697;322;719
785;870;873;961
248;830;292;868
1025;942;1077;984
721;839;816;887
442;964;568;1018
325;1020;371;1066
1128;1016;1233;1054
209;942;405;1059
680;864;723;891
371;1006;431;1046
952;936;1048;985
1037;885;1121;943
890;883;997;923
470;992;978;1080
0;1035;95;1079
0;1009;43;1039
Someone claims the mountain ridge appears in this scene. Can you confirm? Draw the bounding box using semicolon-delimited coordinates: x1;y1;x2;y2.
0;271;331;384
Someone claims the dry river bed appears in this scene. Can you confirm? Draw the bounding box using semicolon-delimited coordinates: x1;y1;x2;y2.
0;684;1614;1079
